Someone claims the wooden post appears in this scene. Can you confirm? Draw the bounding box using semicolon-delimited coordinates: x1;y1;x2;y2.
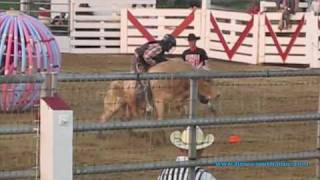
20;0;30;13
204;9;211;58
252;14;260;64
69;0;75;53
317;71;320;180
258;12;266;64
120;9;128;53
199;5;207;50
40;96;73;180
307;12;320;68
41;72;57;98
201;0;211;10
158;14;165;42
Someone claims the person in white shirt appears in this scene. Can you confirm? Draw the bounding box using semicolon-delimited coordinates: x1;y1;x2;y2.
157;126;217;180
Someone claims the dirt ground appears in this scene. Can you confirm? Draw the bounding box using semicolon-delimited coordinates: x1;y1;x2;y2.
1;54;319;180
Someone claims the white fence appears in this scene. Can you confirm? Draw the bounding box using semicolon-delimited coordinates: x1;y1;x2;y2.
309;14;320;67
259;12;308;64
206;10;259;64
8;1;320;67
120;8;202;54
63;1;320;67
69;0;155;54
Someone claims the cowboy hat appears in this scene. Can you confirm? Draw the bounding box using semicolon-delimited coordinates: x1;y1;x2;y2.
170;126;214;150
187;33;200;41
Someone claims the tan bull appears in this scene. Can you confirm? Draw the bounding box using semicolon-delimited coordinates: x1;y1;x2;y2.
100;60;219;121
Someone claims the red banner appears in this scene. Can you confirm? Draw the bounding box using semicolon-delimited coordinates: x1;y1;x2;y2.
265;15;305;62
127;10;195;41
210;13;254;60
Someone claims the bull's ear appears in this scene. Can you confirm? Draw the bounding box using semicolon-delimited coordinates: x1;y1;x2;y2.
203;79;212;83
198;94;209;104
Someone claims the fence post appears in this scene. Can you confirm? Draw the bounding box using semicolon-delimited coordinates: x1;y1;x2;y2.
188;78;198;180
204;9;211;59
40;96;73;180
69;0;75;53
199;8;207;51
120;9;128;53
41;72;57;98
252;14;260;64
201;0;211;10
307;12;319;68
317;87;320;179
20;0;30;13
201;0;210;55
258;12;266;64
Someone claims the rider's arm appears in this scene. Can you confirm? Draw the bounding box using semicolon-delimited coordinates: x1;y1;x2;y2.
143;43;163;65
182;50;187;61
202;49;209;64
197;49;210;70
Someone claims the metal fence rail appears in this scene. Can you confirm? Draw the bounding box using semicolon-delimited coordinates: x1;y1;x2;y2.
0;169;36;179
0;150;317;179
1;69;320;179
75;112;320;132
74;150;319;175
0;74;44;84
0;124;36;135
57;69;320;82
1;112;320;135
2;68;320;84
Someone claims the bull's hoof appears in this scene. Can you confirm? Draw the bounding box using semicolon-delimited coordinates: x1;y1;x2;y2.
120;117;130;122
146;104;153;112
150;130;168;146
145;111;154;120
96;131;107;140
198;94;209;104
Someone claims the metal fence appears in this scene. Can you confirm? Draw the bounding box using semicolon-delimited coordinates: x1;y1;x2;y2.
1;69;320;179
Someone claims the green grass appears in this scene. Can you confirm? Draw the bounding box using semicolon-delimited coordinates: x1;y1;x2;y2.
211;0;252;11
0;0;20;10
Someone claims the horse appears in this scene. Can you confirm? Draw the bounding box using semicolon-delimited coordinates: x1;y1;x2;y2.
99;60;220;121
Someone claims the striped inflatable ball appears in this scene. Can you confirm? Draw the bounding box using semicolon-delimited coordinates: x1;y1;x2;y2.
0;10;61;112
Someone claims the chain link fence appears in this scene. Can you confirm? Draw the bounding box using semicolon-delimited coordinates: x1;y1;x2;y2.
1;69;320;179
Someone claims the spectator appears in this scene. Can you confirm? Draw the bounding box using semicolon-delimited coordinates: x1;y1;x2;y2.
247;0;260;14
157;126;216;180
309;0;320;15
182;33;209;70
51;12;67;26
50;12;68;36
277;0;299;30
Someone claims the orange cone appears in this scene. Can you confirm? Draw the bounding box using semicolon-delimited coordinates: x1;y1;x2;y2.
229;135;241;144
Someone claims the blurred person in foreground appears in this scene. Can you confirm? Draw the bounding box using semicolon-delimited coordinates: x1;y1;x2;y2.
157;126;217;180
